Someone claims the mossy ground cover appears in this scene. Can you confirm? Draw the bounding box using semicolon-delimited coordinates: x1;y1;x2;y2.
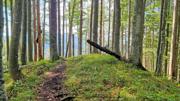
65;54;180;101
4;60;62;101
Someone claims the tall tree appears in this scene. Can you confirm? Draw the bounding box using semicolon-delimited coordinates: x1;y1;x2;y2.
92;0;99;53
169;0;180;80
62;0;65;56
49;0;59;61
33;0;37;61
155;0;168;75
28;0;33;62
43;0;46;58
0;0;7;100
58;0;61;56
9;0;23;80
21;0;27;65
99;0;103;46
67;0;76;57
107;0;111;48
78;0;83;55
130;0;145;67
5;0;9;61
113;0;121;54
37;0;43;60
127;0;131;58
89;0;93;53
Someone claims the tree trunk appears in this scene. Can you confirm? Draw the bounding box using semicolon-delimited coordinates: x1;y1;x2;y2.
49;0;59;61
165;23;169;75
21;0;27;65
37;0;43;60
155;0;168;75
67;0;76;57
0;0;7;100
62;0;65;57
169;0;180;80
10;0;13;31
89;0;93;53
130;0;145;67
9;0;23;81
79;0;83;55
99;0;103;46
113;0;121;54
127;0;131;58
5;0;9;62
107;0;111;48
43;0;46;58
33;0;37;62
27;0;33;62
92;0;99;53
58;0;61;56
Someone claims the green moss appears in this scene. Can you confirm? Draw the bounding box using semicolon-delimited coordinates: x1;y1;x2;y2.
5;60;62;101
65;54;180;101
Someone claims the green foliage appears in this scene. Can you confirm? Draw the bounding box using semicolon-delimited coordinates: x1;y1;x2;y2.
4;60;62;101
65;54;180;101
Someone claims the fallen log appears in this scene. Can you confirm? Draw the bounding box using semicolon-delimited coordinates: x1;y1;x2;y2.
87;40;147;71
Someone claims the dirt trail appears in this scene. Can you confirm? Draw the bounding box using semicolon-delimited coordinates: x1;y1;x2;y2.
36;62;73;101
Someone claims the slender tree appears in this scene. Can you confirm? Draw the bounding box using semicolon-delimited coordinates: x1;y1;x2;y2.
127;0;131;58
62;0;65;56
9;0;23;80
21;0;27;65
113;0;121;54
130;0;145;67
37;0;43;60
155;0;168;75
169;0;180;80
79;0;83;55
49;0;59;61
43;0;46;58
99;0;103;46
58;0;61;56
107;0;111;48
5;0;9;61
92;0;99;53
89;0;93;53
0;0;7;100
28;0;33;62
33;0;37;61
67;0;76;57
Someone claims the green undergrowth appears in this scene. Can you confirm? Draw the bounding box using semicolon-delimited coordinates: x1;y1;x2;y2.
4;59;62;101
65;54;180;101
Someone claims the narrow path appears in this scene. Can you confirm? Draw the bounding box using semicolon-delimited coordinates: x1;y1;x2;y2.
36;62;73;101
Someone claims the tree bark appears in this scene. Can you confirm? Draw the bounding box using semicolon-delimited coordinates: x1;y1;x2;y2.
89;0;93;53
58;0;61;56
5;0;9;62
155;0;168;75
92;0;99;53
62;0;65;57
9;0;23;81
33;0;37;62
49;0;59;61
21;0;27;65
0;0;7;100
113;0;121;54
28;0;33;62
79;0;83;55
130;0;145;67
37;0;43;60
169;0;180;80
107;0;111;48
99;0;103;46
127;0;131;58
43;0;46;58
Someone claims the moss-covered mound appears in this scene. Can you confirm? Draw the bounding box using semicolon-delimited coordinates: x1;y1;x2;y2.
65;54;180;101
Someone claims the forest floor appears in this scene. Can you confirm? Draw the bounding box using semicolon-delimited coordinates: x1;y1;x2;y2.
36;62;73;101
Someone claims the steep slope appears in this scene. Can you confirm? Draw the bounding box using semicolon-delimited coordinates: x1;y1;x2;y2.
65;54;180;101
